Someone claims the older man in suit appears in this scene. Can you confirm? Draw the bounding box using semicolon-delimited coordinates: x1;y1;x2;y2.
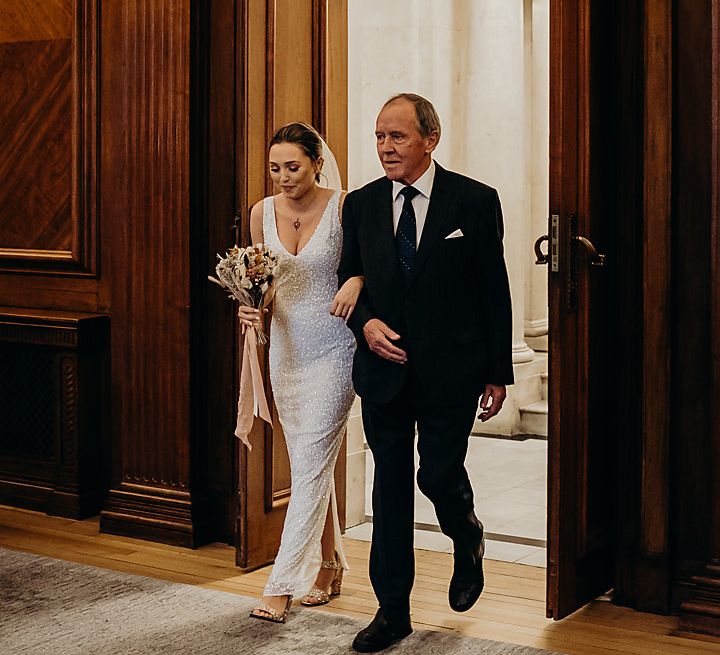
339;93;513;653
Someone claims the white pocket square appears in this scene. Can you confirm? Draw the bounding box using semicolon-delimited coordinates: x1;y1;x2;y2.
445;229;464;239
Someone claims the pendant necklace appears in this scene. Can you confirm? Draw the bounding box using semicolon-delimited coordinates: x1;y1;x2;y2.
291;187;320;231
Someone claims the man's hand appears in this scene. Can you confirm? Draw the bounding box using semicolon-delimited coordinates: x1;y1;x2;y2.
478;384;506;421
363;318;407;364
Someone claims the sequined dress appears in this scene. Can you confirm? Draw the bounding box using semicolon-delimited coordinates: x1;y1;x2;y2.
262;190;355;598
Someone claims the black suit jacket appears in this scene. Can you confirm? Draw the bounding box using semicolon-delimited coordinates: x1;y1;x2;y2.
338;164;514;406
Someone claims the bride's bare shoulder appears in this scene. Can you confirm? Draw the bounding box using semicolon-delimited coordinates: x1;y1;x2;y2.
249;200;265;243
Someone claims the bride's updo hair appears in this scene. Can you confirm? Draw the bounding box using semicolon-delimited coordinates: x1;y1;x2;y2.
270;122;323;182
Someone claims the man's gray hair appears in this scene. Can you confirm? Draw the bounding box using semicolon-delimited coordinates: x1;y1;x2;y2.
383;93;441;139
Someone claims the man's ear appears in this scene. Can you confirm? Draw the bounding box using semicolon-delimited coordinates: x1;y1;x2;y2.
425;130;440;154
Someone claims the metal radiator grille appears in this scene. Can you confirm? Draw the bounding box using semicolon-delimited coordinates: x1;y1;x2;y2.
0;349;55;459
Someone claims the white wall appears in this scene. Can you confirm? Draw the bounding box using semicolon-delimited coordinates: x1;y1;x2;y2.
344;1;550;524
348;0;548;362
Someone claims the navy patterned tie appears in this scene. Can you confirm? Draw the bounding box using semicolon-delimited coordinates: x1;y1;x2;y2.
396;186;420;280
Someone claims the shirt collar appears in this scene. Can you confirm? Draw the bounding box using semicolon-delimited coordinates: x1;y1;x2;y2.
392;160;436;201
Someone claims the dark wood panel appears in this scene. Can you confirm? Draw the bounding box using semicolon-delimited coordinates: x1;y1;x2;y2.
611;0;674;615
0;38;72;252
640;0;672;564
98;0;224;548
99;0;192;537
711;0;720;570
612;1;675;615
200;0;240;543
678;0;720;637
671;0;714;597
0;0;99;278
100;0;191;488
548;0;631;620
0;0;72;42
0;275;106;312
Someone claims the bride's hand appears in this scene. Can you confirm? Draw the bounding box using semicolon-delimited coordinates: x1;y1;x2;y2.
330;276;363;322
238;305;265;331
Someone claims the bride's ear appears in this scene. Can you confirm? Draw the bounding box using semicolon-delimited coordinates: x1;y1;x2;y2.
316;156;324;172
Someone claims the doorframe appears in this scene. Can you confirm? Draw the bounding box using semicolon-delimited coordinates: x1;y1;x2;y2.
234;0;349;570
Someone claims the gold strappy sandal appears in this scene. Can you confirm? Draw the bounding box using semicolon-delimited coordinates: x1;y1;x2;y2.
249;595;293;623
300;558;343;606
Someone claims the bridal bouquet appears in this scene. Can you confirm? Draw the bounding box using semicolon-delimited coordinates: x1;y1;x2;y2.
209;244;280;344
208;243;281;449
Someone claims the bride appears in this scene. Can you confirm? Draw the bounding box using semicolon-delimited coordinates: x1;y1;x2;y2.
239;122;361;623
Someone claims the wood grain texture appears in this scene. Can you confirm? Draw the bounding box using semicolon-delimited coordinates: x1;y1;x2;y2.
711;0;720;574
203;0;240;544
272;0;313;129
324;0;348;187
610;0;651;614
0;0;71;43
100;0;191;488
671;0;715;606
98;0;213;547
96;0;238;548
678;0;720;637
641;0;672;561
0;0;98;276
548;0;629;620
548;0;600;620
0;38;72;251
2;506;720;655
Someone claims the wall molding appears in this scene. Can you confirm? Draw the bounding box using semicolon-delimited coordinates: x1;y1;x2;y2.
101;482;216;548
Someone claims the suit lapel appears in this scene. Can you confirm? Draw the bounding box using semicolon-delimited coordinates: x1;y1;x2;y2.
408;164;452;288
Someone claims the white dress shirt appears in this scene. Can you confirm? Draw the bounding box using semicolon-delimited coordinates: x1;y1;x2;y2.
391;160;436;247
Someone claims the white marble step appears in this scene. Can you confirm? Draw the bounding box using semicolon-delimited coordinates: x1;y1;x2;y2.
526;333;548;353
519;399;548;437
472;353;548;436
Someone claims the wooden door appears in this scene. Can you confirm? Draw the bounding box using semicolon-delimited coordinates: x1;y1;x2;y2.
545;0;619;619
235;0;348;570
544;0;676;619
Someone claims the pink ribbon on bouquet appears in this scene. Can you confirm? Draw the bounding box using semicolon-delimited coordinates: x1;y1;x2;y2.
234;325;272;449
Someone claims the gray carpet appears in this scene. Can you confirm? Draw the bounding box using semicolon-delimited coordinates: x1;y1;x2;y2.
0;547;563;655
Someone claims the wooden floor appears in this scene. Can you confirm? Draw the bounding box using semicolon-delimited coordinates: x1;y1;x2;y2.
1;506;719;655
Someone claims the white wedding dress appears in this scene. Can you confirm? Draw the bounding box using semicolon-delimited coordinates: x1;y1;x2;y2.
262;190;355;598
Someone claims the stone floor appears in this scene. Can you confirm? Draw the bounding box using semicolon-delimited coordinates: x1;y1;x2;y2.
345;435;548;567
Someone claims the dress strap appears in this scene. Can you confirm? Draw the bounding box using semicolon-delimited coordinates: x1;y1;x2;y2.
328;190;342;231
262;196;278;249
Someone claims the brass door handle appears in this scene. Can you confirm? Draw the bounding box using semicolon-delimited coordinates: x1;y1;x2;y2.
534;234;549;265
574;235;606;266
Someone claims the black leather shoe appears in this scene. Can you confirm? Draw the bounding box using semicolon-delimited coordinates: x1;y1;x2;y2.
351;609;412;653
449;522;485;612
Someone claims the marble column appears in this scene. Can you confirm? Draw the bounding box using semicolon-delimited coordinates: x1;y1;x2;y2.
449;0;535;364
525;0;550;350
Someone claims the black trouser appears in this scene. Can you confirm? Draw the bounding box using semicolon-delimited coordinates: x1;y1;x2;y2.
361;369;480;620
